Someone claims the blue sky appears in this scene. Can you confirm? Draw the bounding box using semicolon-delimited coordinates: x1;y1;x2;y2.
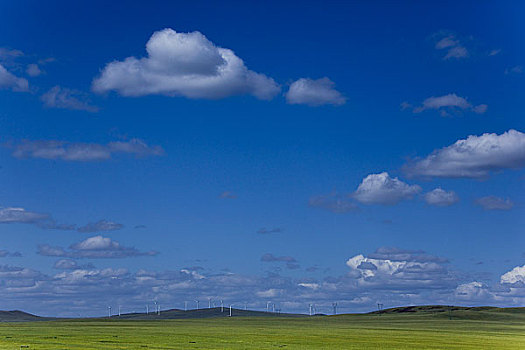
0;0;524;316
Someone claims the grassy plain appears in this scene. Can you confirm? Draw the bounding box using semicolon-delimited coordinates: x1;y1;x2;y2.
0;308;524;349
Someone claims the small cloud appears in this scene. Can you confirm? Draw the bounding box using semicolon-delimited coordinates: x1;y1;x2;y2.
434;34;469;60
53;259;95;270
505;65;523;75
38;235;158;259
285;77;346;106
0;63;29;92
41;86;98;112
424;188;459;207
352;172;421;205
77;220;123;233
475;196;514;211
10;138;164;161
309;192;357;213
0;249;22;258
256;227;282;234
219;191;237;199
488;49;501;56
407;93;486;116
26;63;41;77
260;253;296;263
134;225;147;229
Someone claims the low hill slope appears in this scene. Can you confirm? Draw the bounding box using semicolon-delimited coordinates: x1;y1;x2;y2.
113;307;306;320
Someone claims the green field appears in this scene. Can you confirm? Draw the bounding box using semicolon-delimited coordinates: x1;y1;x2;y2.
0;308;524;349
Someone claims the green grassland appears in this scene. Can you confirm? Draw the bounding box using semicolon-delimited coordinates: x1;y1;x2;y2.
0;307;524;349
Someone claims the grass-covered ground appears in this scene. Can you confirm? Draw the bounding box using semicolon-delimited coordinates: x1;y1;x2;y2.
0;308;524;349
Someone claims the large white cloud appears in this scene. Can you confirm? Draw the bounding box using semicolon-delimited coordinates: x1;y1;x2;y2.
404;130;525;178
92;28;280;100
0;63;28;92
352;172;421;205
285;77;346;106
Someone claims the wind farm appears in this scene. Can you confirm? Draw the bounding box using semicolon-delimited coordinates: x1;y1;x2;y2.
0;306;524;349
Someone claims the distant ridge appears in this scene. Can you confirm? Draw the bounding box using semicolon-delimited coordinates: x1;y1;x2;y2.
0;310;54;322
112;307;306;320
1;305;524;322
369;305;525;315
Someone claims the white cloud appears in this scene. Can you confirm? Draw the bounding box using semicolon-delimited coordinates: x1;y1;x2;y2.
408;93;486;115
505;65;523;75
11;138;164;161
41;86;98;112
0;63;28;92
38;235;158;259
455;282;491;300
475;196;514;211
92;28;280;100
285;77;346;106
424;188;459;207
352;172;421;205
0;207;49;224
403;130;525;178
26;63;41;77
500;265;525;284
435;34;469;60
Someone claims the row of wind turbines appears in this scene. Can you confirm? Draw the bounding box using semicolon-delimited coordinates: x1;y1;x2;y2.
107;299;346;318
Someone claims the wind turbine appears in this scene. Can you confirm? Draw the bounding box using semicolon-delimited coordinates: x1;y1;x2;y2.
309;304;312;316
108;306;112;318
184;301;187;311
154;301;158;315
118;305;121;317
220;300;224;312
146;305;149;315
195;300;200;309
229;305;232;317
332;302;338;315
266;301;271;313
208;298;212;309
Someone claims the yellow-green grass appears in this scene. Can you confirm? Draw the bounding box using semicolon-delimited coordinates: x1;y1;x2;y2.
0;309;524;349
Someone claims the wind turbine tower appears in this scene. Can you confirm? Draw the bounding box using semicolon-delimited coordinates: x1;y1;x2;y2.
332;302;338;315
108;306;112;318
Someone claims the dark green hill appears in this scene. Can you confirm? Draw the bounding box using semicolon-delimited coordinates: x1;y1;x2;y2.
112;307;306;320
0;310;54;322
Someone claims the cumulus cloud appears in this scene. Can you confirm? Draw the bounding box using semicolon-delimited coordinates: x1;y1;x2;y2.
500;265;525;284
352;172;421;205
0;63;28;92
435;34;469;60
308;192;357;213
11;138;164;161
403;130;525;178
41;86;98;112
424;188;459;207
285;77;346;106
475;196;514;211
92;28;280;100
367;247;449;263
405;93;487;116
38;235;158;259
77;220;124;233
